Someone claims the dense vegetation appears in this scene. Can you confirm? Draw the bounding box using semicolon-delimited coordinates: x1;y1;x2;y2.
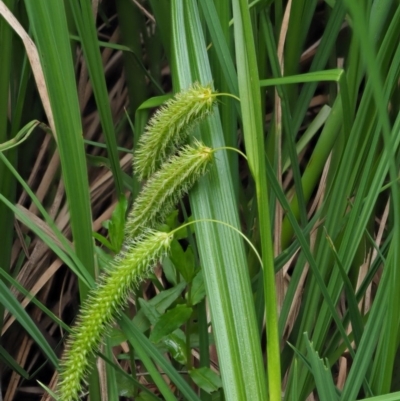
0;1;400;400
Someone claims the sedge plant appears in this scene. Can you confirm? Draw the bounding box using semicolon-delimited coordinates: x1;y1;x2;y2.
58;83;240;400
3;2;400;401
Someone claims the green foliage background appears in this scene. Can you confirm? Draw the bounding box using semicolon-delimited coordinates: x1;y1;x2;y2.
0;1;400;400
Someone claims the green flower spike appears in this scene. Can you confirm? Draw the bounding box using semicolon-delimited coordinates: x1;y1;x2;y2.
58;230;173;401
134;82;216;180
126;141;213;238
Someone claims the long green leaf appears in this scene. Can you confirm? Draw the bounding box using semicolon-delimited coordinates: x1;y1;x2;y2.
23;1;99;397
231;0;280;399
24;0;95;292
0;278;59;368
170;1;268;400
69;0;124;194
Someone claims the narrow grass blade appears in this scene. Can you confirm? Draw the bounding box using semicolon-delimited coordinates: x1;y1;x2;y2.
120;315;201;401
304;333;339;401
21;2;100;396
24;0;96;291
0;345;30;380
0;279;59;368
0;0;17;340
231;1;280;399
69;0;124;194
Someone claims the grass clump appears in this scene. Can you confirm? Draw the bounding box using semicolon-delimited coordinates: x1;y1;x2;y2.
58;85;215;400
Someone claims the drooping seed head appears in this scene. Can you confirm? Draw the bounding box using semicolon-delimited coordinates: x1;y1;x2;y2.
134;82;216;180
57;231;173;401
126;141;213;239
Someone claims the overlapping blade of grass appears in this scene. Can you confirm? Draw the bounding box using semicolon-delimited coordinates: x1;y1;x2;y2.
340;244;393;401
303;334;339;401
101;337;118;401
170;1;268;400
0;345;29;380
115;0;150;114
291;1;347;132
0;0;17;336
69;0;124;194
0;278;58;368
148;0;172;63
0;193;92;287
23;0;95;289
259;68;351;250
202;0;239;196
119;316;201;401
264;155;365;386
0;150;93;286
231;1;280;399
199;0;238;97
23;1;99;397
0;267;70;332
339;2;400;397
260;5;348;250
319;0;400;354
284;0;318;88
360;392;400;401
260;9;309;239
284;4;400;399
242;2;398;399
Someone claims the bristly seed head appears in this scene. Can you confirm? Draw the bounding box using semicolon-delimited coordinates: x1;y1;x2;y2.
57;81;219;399
134;82;216;180
57;230;173;401
126;141;213;239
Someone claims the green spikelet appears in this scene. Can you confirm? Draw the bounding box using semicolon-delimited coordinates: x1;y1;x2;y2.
58;231;173;401
134;82;216;180
126;141;213;238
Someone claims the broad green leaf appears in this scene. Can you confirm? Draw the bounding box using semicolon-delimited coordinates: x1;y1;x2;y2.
108;195;128;253
150;304;193;343
187;270;206;306
24;0;96;295
133;282;186;332
120;315;201;401
163;331;187;365
231;0;280;398
189;367;222;394
170;240;195;283
138;298;161;326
